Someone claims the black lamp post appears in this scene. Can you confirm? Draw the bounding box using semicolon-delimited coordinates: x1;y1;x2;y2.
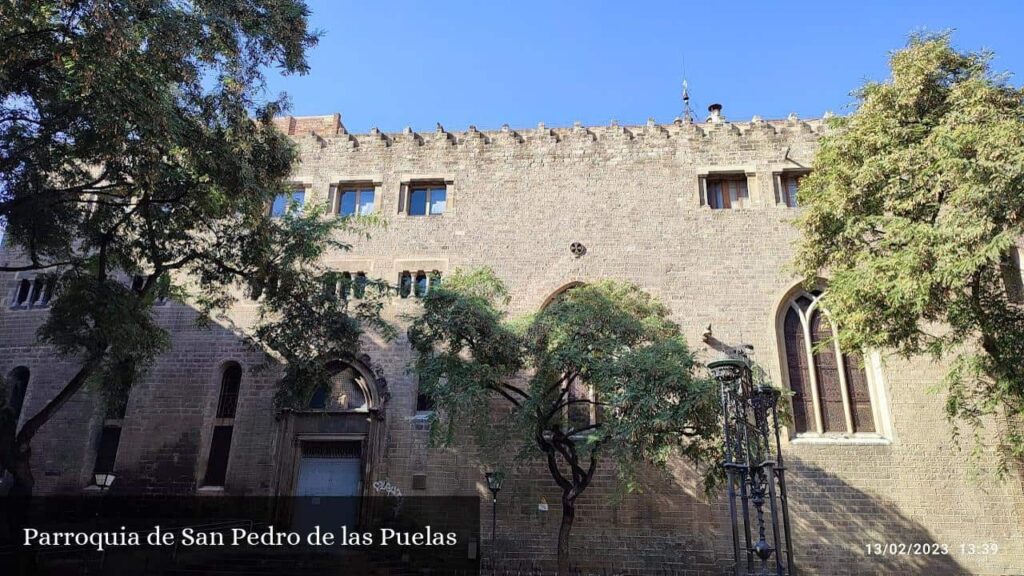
484;471;502;544
93;472;116;519
709;358;793;576
92;473;116;573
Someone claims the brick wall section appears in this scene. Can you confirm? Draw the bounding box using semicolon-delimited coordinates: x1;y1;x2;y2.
271;113;341;136
2;114;1023;574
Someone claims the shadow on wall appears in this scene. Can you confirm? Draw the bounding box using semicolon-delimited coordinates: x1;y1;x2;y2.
9;300;276;496
487;456;968;575
783;457;965;576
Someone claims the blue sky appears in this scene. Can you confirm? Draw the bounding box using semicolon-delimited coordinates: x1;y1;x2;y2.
266;0;1023;133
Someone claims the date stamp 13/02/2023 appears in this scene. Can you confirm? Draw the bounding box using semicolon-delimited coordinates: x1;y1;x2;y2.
865;542;1000;557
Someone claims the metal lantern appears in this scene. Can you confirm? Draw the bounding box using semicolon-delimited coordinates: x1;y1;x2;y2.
709;358;793;576
94;473;116;490
484;471;503;543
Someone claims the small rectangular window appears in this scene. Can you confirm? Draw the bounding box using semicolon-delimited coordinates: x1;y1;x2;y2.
416;393;434;413
408;185;446;216
706;177;749;210
270;190;305;218
779;173;805;208
338;188;375;217
14;279;30;305
203;425;233;487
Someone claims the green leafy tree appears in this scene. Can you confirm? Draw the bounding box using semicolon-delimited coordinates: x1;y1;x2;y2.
0;0;389;500
408;268;720;576
795;33;1024;471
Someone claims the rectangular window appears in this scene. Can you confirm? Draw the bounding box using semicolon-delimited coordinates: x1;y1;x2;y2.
408;185;446;216
706;177;749;210
338;188;376;217
203;425;234;487
778;173;805;208
270;189;305;218
92;425;122;477
416;392;434;413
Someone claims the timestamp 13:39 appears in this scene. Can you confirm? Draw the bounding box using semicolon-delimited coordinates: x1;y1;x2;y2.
865;543;999;556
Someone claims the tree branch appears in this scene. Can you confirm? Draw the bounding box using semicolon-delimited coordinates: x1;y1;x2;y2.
16;353;104;447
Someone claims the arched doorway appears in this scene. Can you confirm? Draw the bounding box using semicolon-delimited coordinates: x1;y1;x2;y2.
274;358;386;509
276;356;387;532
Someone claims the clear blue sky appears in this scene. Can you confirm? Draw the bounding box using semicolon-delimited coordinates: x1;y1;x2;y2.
263;0;1024;134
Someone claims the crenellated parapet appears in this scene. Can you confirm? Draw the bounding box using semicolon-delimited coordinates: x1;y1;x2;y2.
276;113;826;158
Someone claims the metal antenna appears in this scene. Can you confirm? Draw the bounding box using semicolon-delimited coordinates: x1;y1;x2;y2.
682;79;694;123
681;57;695;123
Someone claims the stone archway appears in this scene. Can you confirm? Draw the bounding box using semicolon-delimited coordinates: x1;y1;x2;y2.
273;357;388;502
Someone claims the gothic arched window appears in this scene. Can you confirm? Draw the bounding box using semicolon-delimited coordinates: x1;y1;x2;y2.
203;362;242;487
781;290;878;436
541;283;602;432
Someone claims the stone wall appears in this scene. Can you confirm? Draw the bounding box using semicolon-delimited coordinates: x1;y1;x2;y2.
1;114;1022;574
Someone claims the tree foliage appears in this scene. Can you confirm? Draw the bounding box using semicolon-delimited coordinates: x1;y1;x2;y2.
0;0;387;496
408;268;720;574
795;33;1024;471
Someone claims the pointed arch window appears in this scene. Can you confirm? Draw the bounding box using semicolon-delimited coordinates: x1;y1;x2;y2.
541;283;602;433
781;290;881;437
203;362;242;487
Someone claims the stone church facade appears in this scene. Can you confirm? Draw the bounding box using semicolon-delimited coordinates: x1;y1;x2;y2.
2;110;1023;575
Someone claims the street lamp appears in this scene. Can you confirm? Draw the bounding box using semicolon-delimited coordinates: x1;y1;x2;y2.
94;473;116;491
484;471;502;544
709;358;793;576
92;472;117;572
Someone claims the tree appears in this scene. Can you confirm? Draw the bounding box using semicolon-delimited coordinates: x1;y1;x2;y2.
0;0;389;501
407;268;721;575
794;33;1024;472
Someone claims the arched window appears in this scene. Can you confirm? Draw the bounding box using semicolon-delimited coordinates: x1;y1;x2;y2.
541;283;602;432
216;363;241;418
399;272;412;299
353;272;367;299
6;367;30;424
203;362;242;487
781;290;877;436
414;272;428;297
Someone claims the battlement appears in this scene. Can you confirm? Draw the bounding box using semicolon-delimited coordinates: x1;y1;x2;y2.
271;112;827;150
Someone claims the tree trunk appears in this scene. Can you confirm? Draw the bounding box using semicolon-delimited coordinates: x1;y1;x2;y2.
2;354;102;532
557;491;575;576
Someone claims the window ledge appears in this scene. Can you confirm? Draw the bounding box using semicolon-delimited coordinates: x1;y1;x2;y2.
790;434;891;446
411;411;434;422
